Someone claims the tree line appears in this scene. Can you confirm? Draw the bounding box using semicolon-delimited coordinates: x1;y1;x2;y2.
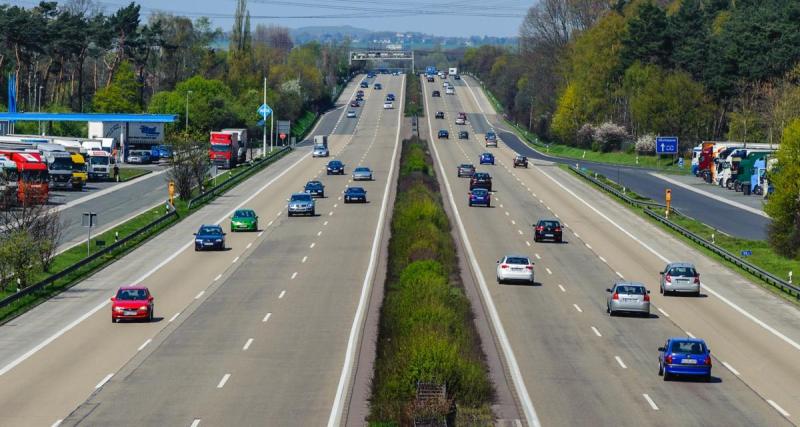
463;0;800;152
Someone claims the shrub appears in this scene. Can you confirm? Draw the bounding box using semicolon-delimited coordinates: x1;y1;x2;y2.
593;121;629;152
635;133;656;154
576;123;595;148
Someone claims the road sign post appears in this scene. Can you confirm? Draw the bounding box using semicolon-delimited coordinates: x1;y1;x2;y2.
656;136;679;169
665;189;672;219
82;212;98;257
168;180;175;206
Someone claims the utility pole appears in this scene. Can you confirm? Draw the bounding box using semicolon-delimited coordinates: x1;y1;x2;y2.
263;77;267;157
185;90;193;130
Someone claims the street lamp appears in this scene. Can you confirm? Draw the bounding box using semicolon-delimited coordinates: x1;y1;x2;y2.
38;85;44;134
185;90;193;130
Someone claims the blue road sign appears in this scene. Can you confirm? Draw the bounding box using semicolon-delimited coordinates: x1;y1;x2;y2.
678;157;685;168
740;250;753;257
656;136;678;154
258;103;272;118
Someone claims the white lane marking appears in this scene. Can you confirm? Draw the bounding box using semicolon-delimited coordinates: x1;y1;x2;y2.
246;243;252;249
291;272;298;280
525;241;531;247
262;312;272;323
329;211;334;216
214;274;222;281
599;256;607;263
591;327;602;337
194;291;205;299
545;268;552;275
232;256;239;263
242;338;253;351
268;220;274;226
511;220;516;225
563;223;569;228
574;232;580;238
310;242;316;249
338;196;342;200
534;253;541;260
615;271;624;279
51;421;62;427
169;312;180;322
48;169;169;215
537;165;800;354
518;230;523;235
686;331;696;339
652;173;768;218
657;307;670;318
558;284;566;293
190;419;201;427
500;204;504;208
767;400;791;418
217;373;231;389
317;231;323;237
258;231;264;237
333;203;338;208
615;356;627;369
546;205;551;211
302;256;308;263
95;373;114;389
573;304;583;313
279;290;286;299
323;221;329;226
643;394;659;410
532;193;537;197
585;243;592;249
137;339;152;352
505;211;510;216
538;199;544;204
722;361;740;376
276;211;281;217
438;78;542;426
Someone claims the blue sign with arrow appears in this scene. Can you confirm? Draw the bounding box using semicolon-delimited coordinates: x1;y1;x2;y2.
656;136;679;154
258;103;272;118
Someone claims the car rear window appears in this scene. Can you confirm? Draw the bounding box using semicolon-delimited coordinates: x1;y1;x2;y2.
539;221;559;227
615;285;645;295
506;257;530;265
669;266;697;277
117;289;147;300
670;341;706;354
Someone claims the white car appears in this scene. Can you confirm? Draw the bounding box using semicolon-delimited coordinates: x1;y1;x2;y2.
496;255;535;285
443;81;450;88
384;102;393;109
347;111;356;118
455;117;466;125
446;87;455;95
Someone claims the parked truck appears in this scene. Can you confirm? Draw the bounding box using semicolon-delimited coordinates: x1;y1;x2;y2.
209;131;241;169
697;141;744;183
733;152;771;194
85;150;112;181
35;144;75;190
70;153;88;190
716;146;776;189
0;150;49;204
221;128;248;163
0;154;18;208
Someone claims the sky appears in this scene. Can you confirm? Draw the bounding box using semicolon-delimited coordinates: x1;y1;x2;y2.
35;0;532;38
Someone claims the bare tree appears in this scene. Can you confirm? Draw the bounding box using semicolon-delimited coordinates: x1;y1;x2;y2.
254;24;293;53
519;0;611;55
29;210;64;272
167;132;208;201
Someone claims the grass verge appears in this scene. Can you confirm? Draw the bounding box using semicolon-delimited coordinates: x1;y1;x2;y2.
404;75;424;117
0;148;291;323
292;110;318;140
368;136;493;425
562;164;800;305
118;167;152;182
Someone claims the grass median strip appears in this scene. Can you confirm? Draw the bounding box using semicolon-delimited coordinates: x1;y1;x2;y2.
369;136;493;426
117;167;152;182
0;148;291;324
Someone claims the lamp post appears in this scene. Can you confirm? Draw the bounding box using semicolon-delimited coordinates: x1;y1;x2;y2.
38;85;44;134
185;90;193;130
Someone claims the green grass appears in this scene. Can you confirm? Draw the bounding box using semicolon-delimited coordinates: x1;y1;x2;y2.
118;167;152;182
563;164;800;303
292;110;318;139
369;136;493;425
404;75;424;117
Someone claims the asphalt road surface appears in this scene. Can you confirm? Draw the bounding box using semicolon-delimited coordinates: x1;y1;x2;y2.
422;74;799;426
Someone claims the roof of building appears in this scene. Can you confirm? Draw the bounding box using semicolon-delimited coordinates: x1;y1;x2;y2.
0;113;176;123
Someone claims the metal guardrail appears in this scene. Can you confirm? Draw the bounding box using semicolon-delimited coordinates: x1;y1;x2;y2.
188;146;291;209
569;165;800;299
0;209;178;311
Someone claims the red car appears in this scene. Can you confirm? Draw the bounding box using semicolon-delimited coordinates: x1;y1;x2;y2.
350;100;360;107
111;286;154;322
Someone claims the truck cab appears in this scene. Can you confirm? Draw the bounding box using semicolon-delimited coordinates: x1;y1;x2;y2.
0;155;18;208
209;131;240;169
0;151;49;204
86;150;111;181
70;153;88;190
36;144;74;190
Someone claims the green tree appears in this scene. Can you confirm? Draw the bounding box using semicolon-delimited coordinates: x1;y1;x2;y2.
669;0;710;81
91;61;141;112
621;2;671;69
147;76;241;133
765;119;800;258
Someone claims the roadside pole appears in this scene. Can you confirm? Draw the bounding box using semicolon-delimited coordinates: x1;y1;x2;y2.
263;77;267;157
665;189;672;219
270;112;274;152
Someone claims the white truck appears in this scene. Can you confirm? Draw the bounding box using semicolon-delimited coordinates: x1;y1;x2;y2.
221;128;248;162
36;144;75;190
448;67;458;76
85;150;112;181
716;145;777;189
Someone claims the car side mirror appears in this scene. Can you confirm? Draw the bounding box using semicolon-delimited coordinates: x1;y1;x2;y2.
647;290;651;294
193;233;197;236
110;297;116;302
659;272;664;275
496;260;500;264
658;347;665;352
148;296;154;302
286;199;290;202
605;288;612;293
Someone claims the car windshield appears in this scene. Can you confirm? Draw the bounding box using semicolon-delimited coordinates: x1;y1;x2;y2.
89;156;108;165
291;194;312;202
669;266;697;277
329;161;342;167
50;157;73;171
306;181;321;187
506;257;530;265
670;341;706;354
21;170;48;182
199;227;222;235
482;154;492;158
348;187;365;193
615;285;645;295
116;289;148;301
460;164;473;169
234;210;255;218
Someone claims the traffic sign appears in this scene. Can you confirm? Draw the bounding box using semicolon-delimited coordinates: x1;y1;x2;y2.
678;157;685;168
656;136;679;154
257;103;272;118
741;250;752;257
279;133;286;140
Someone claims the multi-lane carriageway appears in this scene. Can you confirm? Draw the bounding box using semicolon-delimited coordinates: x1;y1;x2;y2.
0;69;798;427
422;75;800;426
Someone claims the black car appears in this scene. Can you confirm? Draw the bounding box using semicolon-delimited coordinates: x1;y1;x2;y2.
513;155;528;168
360;81;369;88
438;129;449;139
326;160;345;175
458;130;469;140
534;219;563;243
304;180;325;198
457;163;476;178
470;172;492;191
454;74;461;80
386;93;396;101
427;76;435;82
344;186;367;203
374;83;382;89
435;111;445;119
432;90;441;97
357;90;365;97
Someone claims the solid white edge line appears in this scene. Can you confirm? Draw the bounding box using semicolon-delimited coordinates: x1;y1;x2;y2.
95;373;114;389
767;400;791;418
328;74;405;427
657;307;670;318
615;356;627;369
591;326;602;337
51;420;62;427
216;373;230;389
137;338;152;352
242;338;254;351
722;361;740;376
535;165;800;353
643;394;659;410
426;76;541;427
190;419;201;427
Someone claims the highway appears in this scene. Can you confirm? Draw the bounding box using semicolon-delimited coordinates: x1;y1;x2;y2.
459;76;770;241
0;74;402;427
422;74;800;425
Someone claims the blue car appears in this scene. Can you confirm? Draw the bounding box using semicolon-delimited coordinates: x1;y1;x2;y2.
194;224;225;251
304;180;325;198
327;160;345;175
386;93;396;101
479;153;495;165
150;145;173;161
344;186;367;203
658;337;712;381
468;188;491;207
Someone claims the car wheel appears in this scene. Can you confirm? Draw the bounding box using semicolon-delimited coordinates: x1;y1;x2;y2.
694;291;701;297
148;309;154;322
704;373;712;382
112;317;116;323
609;308;615;316
659;285;664;295
663;371;671;381
288;212;293;217
658;363;664;376
556;237;562;243
311;209;316;216
468;201;473;206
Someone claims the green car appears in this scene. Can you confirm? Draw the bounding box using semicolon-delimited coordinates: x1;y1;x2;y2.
230;209;258;232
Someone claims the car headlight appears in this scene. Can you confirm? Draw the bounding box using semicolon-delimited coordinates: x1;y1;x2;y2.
195;239;203;243
139;305;149;310
114;306;125;311
215;238;223;242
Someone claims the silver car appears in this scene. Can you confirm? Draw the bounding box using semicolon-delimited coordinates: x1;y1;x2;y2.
496;255;534;285
347;111;357;118
312;145;329;157
607;282;650;317
287;193;315;217
659;262;700;296
352;167;373;181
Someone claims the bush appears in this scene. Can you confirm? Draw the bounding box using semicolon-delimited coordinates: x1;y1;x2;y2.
593;121;629;152
576;123;595;148
635;133;656;154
